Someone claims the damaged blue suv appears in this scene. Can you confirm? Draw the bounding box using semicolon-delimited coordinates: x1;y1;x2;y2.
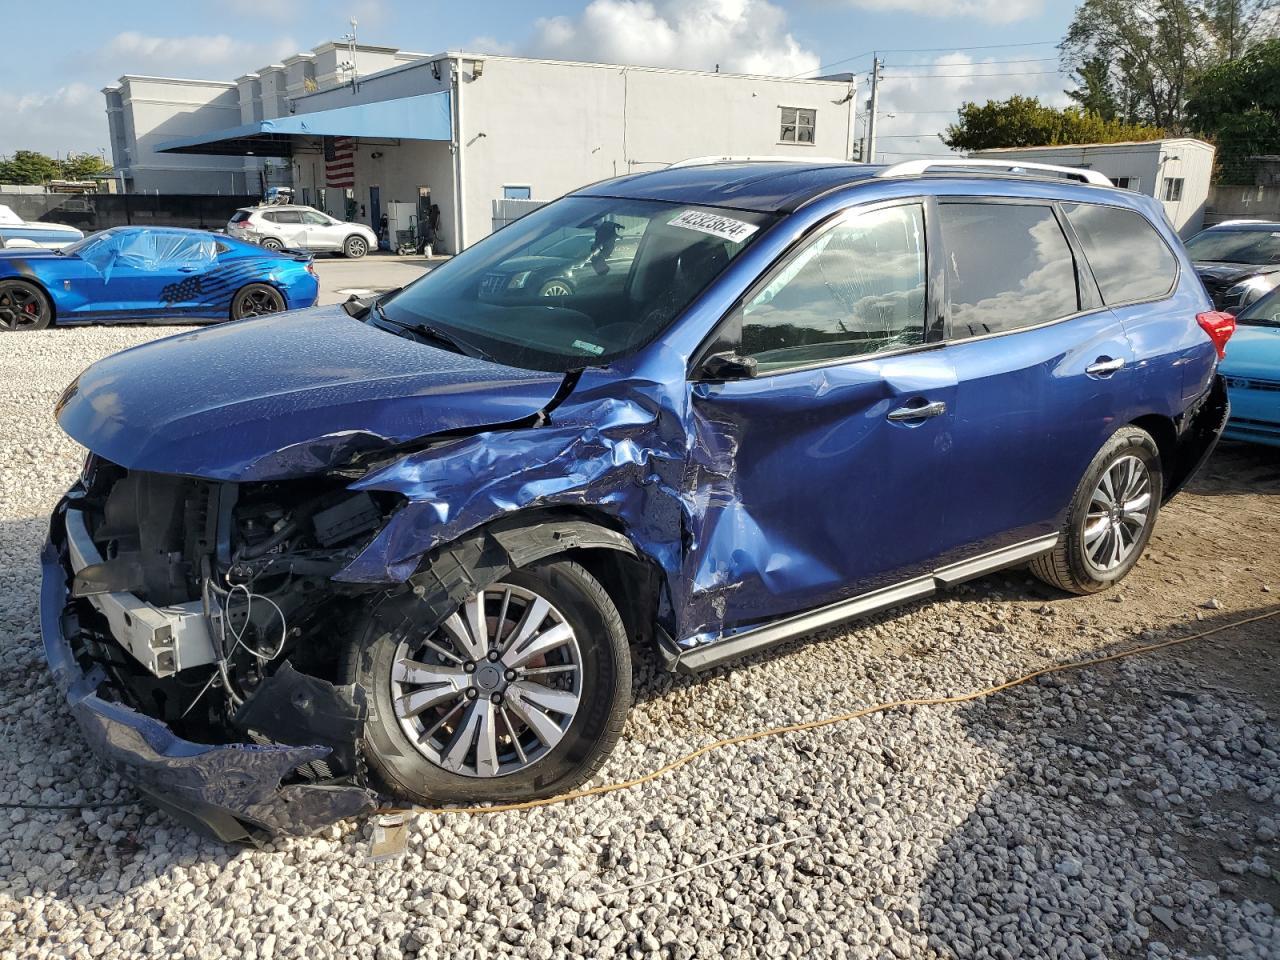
43;159;1233;841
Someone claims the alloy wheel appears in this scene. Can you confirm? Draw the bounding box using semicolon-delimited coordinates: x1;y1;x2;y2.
540;280;573;297
0;283;47;331
390;583;583;778
235;287;284;318
1083;454;1152;573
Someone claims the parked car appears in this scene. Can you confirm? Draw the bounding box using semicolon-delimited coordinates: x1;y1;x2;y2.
44;159;1232;841
1220;285;1280;447
0;226;318;332
479;229;642;301
1185;220;1280;311
227;204;378;258
0;203;83;249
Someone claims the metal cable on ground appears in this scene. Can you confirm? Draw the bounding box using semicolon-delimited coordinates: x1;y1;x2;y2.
392;608;1280;819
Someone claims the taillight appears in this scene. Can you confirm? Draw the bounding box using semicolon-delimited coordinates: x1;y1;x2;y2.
306;260;317;278
1196;311;1236;360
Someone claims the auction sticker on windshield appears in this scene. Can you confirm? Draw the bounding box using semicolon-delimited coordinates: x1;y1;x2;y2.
668;210;760;243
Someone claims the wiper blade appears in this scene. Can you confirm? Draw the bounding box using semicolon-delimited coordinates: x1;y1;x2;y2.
373;303;496;363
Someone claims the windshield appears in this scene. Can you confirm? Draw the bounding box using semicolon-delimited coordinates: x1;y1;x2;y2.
62;229;120;257
379;196;774;371
1185;228;1280;264
1239;286;1280;327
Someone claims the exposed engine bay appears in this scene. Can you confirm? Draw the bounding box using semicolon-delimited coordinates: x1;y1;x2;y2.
63;455;398;800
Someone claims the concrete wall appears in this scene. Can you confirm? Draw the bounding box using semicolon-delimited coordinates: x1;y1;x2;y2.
1205;184;1280;226
972;140;1216;237
107;77;250;194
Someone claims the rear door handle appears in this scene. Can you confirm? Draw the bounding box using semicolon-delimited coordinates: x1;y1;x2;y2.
887;400;948;422
1086;357;1125;378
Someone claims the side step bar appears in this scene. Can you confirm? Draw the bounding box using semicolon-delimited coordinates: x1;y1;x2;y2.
674;535;1058;674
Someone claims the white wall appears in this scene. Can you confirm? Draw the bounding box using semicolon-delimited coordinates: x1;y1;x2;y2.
112;77;251;194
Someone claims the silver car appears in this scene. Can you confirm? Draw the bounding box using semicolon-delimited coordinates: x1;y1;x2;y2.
227;205;377;258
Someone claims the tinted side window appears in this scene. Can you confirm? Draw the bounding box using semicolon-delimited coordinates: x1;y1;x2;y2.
741;203;927;372
274;211;303;224
1061;203;1177;304
939;203;1079;339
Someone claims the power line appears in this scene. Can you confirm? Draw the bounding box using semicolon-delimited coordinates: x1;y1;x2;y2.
882;69;1068;79
790;39;1058;79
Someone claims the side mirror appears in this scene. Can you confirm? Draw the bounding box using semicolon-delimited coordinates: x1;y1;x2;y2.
698;351;758;380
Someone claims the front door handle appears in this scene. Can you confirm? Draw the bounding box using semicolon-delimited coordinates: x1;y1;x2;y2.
1086;357;1125;378
887;399;947;422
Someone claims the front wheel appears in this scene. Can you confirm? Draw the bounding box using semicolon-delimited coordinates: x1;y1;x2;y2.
1030;426;1163;594
230;283;286;320
0;279;52;332
343;235;369;258
343;559;631;805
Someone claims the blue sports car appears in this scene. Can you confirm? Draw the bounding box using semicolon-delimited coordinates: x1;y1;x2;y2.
1220;285;1280;447
0;226;318;332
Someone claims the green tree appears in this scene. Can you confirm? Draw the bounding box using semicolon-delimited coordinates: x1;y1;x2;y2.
58;153;112;180
1066;56;1121;120
1061;0;1278;131
942;96;1165;152
0;150;62;185
1186;38;1280;182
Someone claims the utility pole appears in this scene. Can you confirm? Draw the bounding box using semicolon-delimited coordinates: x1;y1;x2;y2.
865;56;883;164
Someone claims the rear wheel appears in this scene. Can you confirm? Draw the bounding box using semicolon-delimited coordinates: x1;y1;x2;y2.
1030;426;1162;594
230;283;286;320
0;279;52;332
343;559;631;805
260;237;285;252
343;235;369;258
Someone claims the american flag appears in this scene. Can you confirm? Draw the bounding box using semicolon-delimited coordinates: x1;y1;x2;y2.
323;136;355;188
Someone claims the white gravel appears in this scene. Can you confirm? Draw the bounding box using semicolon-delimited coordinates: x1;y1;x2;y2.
1;326;1277;960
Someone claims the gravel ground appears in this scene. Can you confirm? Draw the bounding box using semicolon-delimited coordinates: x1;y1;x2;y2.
1;326;1278;960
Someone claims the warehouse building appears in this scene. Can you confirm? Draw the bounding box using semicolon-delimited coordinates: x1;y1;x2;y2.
103;42;857;253
972;139;1216;237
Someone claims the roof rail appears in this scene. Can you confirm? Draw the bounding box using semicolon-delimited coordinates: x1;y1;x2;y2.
876;158;1113;187
669;155;853;168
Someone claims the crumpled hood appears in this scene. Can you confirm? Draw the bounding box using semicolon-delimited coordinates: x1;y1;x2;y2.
55;305;566;481
1195;261;1280;285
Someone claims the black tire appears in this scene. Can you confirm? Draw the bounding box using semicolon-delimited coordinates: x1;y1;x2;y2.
342;558;632;805
260;237;285;252
230;283;286;321
1030;426;1163;595
0;279;52;332
343;235;369;258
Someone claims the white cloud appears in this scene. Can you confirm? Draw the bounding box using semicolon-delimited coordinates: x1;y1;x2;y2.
529;0;820;77
870;53;1071;161
103;32;298;73
0;83;107;157
841;0;1044;24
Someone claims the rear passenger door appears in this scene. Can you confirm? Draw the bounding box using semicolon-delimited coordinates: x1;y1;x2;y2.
264;210;306;248
936;199;1135;560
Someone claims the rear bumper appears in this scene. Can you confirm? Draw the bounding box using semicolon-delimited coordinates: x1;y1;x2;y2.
40;502;376;844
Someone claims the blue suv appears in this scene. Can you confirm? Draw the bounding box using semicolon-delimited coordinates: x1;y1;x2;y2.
43;159;1233;840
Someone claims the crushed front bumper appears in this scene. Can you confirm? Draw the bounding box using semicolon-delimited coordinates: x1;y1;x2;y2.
39;504;376;844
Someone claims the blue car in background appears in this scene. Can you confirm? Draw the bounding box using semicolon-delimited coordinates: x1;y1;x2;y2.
43;159;1232;841
0;226;318;332
1221;285;1280;447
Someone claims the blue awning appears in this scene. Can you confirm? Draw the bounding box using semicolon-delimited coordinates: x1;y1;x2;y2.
156;90;452;157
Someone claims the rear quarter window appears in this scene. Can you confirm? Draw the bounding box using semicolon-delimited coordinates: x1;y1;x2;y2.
1062;203;1178;304
229;211;252;224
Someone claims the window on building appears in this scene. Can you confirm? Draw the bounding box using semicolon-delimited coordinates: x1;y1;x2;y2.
740;203;927;371
1162;177;1185;202
938;202;1080;339
1062;203;1177;305
779;107;817;144
503;185;533;200
1110;176;1141;191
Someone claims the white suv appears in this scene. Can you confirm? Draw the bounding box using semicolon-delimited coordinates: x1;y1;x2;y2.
227;205;378;258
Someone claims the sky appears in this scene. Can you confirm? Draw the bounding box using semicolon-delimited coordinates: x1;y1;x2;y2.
0;0;1081;165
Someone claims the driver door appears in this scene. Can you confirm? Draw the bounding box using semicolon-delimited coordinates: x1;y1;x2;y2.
300;209;341;251
681;198;959;637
